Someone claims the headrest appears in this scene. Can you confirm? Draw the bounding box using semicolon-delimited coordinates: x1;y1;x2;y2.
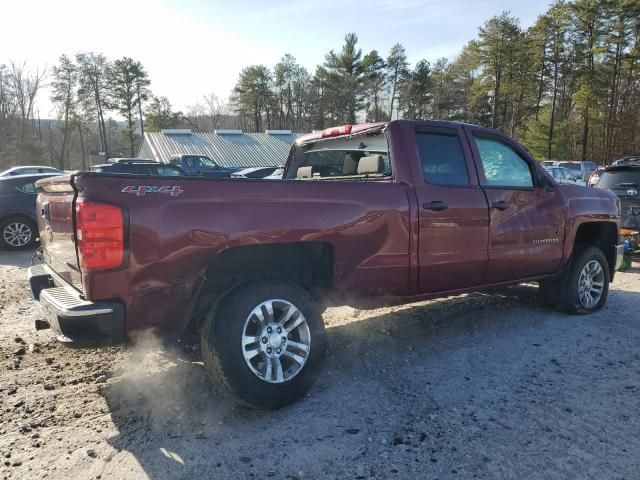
342;154;358;175
297;166;313;179
357;155;384;175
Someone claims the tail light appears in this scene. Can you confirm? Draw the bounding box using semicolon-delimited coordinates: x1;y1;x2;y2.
75;201;125;271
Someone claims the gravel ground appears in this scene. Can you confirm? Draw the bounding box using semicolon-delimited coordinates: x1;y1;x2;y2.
1;249;639;480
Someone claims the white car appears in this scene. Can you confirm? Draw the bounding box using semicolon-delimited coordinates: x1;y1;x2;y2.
0;166;63;177
231;166;280;179
546;166;587;186
231;166;284;179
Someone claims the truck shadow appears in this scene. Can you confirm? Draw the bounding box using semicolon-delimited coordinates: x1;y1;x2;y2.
0;249;33;267
99;284;639;479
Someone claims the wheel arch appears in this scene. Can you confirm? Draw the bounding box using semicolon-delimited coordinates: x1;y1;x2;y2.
572;221;618;279
189;241;335;330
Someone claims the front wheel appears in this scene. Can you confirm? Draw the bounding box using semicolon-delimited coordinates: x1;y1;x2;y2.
201;280;327;409
562;246;610;314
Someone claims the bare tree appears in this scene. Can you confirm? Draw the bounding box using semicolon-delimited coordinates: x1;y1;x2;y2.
9;61;47;121
185;92;226;132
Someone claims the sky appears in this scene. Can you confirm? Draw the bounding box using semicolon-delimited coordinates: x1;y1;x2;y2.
1;0;549;119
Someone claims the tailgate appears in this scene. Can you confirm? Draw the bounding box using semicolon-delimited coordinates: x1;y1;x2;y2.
35;175;82;291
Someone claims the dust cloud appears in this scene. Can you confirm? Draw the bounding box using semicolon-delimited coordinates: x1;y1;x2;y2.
104;329;233;437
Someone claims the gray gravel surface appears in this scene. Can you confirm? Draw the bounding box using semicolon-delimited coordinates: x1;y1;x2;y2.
0;249;639;479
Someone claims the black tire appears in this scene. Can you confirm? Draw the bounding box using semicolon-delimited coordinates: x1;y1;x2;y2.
0;216;38;250
201;280;327;409
561;246;610;314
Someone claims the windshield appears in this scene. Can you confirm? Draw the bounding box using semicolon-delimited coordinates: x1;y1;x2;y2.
597;170;640;189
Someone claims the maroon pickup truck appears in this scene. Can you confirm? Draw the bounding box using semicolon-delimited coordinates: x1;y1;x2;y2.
28;120;624;408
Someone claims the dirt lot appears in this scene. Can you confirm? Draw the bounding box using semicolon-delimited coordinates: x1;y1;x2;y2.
0;250;639;480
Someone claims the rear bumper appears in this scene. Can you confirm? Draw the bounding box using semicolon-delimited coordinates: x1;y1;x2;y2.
615;243;625;271
28;264;125;346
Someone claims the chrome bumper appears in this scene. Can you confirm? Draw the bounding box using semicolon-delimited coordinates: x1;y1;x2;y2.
28;264;125;345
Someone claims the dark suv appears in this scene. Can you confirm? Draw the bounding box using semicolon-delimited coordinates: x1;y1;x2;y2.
596;163;640;229
0;173;59;250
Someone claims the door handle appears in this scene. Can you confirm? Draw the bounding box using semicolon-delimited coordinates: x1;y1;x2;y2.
423;201;448;212
491;200;509;211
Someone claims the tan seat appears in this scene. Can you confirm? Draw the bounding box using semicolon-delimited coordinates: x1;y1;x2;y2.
342;154;358;175
297;166;314;179
357;155;385;175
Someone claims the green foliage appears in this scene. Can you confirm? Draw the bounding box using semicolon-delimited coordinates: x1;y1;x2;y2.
108;57;150;156
144;96;182;132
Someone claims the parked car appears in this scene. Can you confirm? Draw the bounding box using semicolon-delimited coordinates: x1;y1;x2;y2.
588;166;606;187
595;163;640;230
0;173;59;250
90;160;186;176
553;160;598;181
611;155;638;167
545;166;587;186
168;154;239;178
263;167;285;180
541;160;555;168
29;120;624;409
231;166;281;179
0;166;63;177
107;157;157;164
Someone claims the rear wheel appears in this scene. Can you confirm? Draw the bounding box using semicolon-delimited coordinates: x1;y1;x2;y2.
0;216;37;250
562;246;610;314
201;280;327;409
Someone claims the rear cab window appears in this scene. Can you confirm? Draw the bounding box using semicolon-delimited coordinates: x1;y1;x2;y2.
288;131;391;181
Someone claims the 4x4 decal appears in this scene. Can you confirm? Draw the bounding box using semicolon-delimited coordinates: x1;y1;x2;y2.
121;185;184;197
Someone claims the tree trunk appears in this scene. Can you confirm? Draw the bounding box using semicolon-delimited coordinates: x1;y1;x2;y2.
535;36;547;120
547;59;560;160
389;70;398;121
78;124;86;170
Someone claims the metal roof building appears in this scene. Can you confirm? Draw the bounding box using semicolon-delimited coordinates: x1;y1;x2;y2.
138;129;300;167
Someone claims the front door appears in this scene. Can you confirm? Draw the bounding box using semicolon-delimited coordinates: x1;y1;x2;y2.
466;128;565;283
412;124;490;293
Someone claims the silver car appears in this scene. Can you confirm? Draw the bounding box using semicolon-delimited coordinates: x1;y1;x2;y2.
546;166;587;186
553;161;598;181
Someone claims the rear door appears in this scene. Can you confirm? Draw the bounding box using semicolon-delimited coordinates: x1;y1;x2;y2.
466;127;565;283
412;123;490;293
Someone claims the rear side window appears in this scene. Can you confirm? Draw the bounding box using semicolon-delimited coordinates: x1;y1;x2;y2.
15;183;36;194
416;130;469;186
475;136;534;188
